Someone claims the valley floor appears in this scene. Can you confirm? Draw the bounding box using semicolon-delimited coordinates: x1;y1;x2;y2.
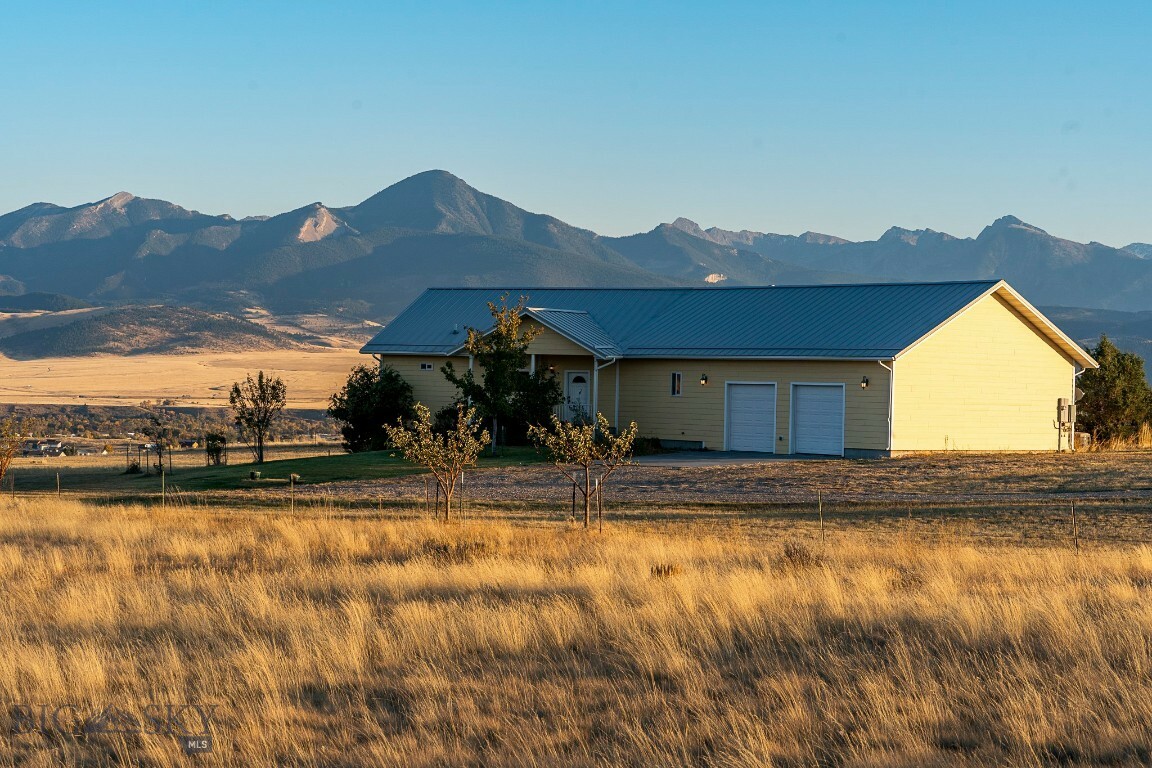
0;347;364;409
2;497;1152;766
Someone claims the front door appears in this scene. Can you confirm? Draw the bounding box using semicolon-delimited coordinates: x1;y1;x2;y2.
565;371;591;422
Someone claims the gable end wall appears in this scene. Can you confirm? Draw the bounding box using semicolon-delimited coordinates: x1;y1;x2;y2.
892;293;1073;451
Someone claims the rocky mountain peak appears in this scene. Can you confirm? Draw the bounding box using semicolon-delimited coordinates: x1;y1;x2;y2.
296;204;353;243
103;191;136;209
982;215;1050;238
670;217;708;239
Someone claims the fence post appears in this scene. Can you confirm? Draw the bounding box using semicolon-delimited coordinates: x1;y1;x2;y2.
818;489;824;545
596;477;603;533
1072;500;1080;552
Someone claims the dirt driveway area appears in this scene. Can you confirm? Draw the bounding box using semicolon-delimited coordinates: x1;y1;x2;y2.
303;451;1152;508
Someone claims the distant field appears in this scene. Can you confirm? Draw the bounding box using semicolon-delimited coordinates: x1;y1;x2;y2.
0;347;364;409
3;498;1152;766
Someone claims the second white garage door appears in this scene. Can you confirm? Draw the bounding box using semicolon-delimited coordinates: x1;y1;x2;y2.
792;384;845;456
726;383;776;452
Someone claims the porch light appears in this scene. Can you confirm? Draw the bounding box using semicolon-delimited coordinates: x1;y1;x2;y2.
700;373;708;386
860;376;869;390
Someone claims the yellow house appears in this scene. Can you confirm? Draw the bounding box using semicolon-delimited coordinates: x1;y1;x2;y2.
361;281;1097;456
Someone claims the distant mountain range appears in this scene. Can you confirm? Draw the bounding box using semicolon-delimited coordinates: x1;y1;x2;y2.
1;169;1151;368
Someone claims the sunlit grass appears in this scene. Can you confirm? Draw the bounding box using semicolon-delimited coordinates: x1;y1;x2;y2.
3;496;1152;766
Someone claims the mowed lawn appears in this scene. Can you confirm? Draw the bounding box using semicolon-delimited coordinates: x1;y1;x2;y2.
8;446;543;495
3;497;1152;767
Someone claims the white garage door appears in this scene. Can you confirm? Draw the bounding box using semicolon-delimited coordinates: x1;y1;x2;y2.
792;384;845;456
727;383;776;452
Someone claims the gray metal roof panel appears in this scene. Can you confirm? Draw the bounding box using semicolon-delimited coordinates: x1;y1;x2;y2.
360;282;1001;358
524;308;623;357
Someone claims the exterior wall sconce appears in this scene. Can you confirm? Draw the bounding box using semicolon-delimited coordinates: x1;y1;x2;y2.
700;373;709;385
860;376;869;390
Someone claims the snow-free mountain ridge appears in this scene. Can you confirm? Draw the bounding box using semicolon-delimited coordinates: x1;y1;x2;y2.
1;170;1150;323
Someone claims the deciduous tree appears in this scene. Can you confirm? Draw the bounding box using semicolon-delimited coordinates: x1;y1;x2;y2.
229;371;287;464
442;295;562;452
529;413;638;529
385;403;490;521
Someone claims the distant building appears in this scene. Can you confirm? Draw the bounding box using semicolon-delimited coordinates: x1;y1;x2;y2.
21;439;65;457
361;281;1097;456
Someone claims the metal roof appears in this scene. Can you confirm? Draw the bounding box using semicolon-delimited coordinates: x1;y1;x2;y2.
361;281;1097;367
523;308;623;357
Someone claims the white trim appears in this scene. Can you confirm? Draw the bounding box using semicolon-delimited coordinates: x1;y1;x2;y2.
363;349;899;361
878;360;894;452
614;362;620;430
442;308;614;359
593;357;618;426
992;282;1099;369
522;308;617;359
670;371;683;397
892;283;1003;362
892;280;1098;369
789;382;846;457
724;381;778;453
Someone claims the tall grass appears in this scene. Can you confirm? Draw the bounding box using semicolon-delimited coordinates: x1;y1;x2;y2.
2;497;1152;766
1087;422;1152;451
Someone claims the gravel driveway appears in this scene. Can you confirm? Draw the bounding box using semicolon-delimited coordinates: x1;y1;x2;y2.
291;452;1152;507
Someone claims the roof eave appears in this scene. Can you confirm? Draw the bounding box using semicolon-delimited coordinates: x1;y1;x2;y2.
891;279;1099;369
442;307;619;359
991;282;1099;369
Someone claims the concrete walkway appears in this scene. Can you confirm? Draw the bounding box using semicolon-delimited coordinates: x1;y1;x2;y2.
631;451;837;467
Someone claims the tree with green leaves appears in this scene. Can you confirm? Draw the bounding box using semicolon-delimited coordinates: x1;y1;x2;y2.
229;371;287;464
1078;335;1152;442
328;364;415;452
442;295;562;451
385;403;490;521
529;413;638;529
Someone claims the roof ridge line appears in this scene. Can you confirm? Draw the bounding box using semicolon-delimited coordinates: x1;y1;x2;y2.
423;279;1004;291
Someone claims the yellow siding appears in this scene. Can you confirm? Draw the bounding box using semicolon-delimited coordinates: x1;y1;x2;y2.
375;354;888;452
375;352;611;419
892;293;1073;451
377;356;470;411
617;360;891;453
521;319;592;357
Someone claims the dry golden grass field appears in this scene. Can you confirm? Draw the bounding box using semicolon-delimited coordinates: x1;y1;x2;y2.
0;348;364;409
3;489;1152;767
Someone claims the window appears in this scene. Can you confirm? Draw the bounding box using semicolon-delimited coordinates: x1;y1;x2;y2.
420;362;434;371
671;372;682;396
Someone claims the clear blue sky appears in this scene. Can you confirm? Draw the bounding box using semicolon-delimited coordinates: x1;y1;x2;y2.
2;1;1149;245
